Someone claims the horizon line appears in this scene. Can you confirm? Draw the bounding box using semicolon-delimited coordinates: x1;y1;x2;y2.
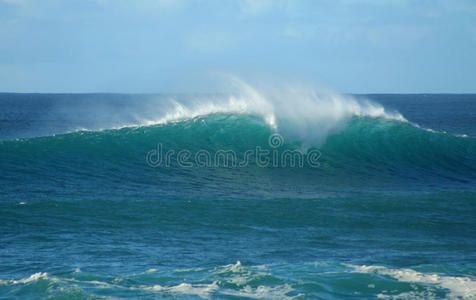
1;91;476;96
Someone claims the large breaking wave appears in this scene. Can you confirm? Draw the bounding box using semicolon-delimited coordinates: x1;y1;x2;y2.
0;78;475;196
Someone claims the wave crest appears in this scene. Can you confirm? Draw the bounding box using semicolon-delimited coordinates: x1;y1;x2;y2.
137;76;407;146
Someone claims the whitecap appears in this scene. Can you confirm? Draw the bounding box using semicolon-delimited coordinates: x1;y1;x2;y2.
348;264;476;299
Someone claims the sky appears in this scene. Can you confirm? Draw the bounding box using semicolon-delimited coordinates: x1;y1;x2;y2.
0;0;475;93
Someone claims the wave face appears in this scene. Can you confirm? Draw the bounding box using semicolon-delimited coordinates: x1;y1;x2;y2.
1;90;476;299
1;113;475;199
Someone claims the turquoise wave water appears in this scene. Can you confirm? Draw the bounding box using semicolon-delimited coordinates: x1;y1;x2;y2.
1;114;475;197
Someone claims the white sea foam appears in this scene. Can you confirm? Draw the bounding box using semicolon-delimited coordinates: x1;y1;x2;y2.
142;281;220;299
135;261;297;299
0;272;49;286
219;284;299;299
51;76;407;146
215;260;245;273
211;261;265;286
128;76;407;147
145;268;158;273
349;264;476;299
140;281;298;299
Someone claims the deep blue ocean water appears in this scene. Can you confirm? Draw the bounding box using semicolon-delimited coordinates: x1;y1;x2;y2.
0;93;475;299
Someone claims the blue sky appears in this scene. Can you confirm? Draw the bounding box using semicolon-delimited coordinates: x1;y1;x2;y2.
1;0;475;93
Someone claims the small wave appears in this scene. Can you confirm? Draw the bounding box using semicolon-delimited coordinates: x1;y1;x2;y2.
3;262;476;299
141;281;220;298
0;272;49;286
349;264;476;299
216;283;298;299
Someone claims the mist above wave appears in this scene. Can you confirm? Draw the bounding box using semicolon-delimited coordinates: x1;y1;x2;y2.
0;76;406;145
105;76;407;146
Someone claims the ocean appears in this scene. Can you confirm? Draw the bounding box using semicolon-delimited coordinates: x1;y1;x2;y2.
0;90;475;299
